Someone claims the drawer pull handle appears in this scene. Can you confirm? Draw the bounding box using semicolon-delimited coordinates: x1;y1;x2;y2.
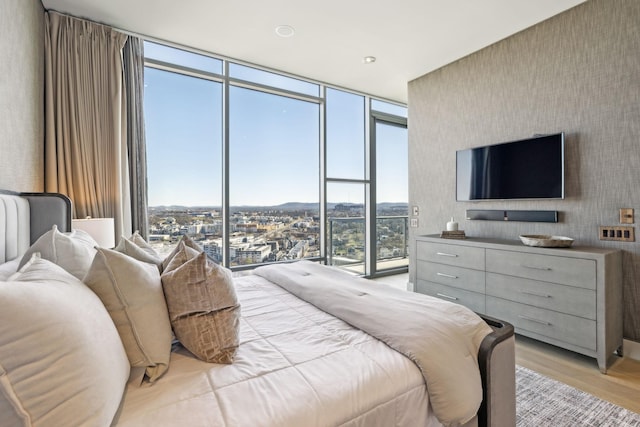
436;252;458;258
518;315;551;326
436;293;459;301
436;272;458;279
521;290;552;298
521;264;552;271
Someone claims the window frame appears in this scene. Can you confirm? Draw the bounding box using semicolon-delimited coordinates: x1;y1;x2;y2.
143;40;408;275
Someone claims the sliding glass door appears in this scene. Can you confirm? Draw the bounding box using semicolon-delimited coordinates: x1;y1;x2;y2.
373;119;408;275
325;90;408;277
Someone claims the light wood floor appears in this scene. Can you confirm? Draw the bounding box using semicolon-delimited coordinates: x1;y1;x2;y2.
371;273;640;414
516;335;640;414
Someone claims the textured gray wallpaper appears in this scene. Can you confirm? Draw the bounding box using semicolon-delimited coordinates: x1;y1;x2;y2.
408;0;640;342
0;0;44;191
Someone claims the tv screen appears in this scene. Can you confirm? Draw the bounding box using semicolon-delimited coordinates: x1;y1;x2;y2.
456;133;564;201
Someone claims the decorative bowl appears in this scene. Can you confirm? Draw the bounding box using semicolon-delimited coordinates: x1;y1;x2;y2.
519;235;574;248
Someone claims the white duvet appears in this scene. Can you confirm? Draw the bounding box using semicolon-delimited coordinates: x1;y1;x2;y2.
114;273;441;427
254;261;493;426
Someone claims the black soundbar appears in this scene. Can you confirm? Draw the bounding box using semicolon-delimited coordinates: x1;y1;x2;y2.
466;209;558;223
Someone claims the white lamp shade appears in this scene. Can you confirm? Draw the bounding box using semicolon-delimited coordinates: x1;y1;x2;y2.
72;218;115;248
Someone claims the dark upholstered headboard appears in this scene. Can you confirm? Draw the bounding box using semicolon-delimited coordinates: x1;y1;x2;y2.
0;190;72;263
19;192;72;243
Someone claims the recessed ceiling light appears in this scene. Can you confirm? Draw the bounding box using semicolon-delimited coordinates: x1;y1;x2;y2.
275;25;295;38
363;56;376;64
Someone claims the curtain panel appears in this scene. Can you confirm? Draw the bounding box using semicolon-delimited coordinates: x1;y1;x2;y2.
122;38;149;239
44;11;131;239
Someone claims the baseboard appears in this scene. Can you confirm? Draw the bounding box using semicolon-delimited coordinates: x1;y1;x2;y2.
624;339;640;361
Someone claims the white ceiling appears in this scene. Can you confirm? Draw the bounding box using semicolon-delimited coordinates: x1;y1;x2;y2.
41;0;586;103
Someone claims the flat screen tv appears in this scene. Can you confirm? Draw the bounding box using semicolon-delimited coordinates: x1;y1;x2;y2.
456;133;564;201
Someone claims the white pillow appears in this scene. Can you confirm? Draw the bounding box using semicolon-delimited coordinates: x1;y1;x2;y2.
84;248;173;382
0;255;130;426
18;224;98;280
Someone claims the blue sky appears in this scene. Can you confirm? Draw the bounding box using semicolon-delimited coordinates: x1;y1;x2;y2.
144;67;407;207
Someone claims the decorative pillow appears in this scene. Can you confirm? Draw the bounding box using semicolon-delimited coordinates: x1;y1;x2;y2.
18;224;98;280
164;239;201;271
130;230;161;258
83;247;172;382
161;243;240;363
115;236;163;269
0;255;129;426
161;234;203;271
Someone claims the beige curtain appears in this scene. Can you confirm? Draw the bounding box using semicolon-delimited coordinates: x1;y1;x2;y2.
44;11;131;239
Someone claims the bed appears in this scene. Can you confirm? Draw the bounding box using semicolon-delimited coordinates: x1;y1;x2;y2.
0;191;515;427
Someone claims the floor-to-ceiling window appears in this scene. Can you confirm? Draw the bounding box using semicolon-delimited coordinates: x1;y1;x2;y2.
229;85;320;267
143;41;407;276
144;65;223;259
325;88;367;271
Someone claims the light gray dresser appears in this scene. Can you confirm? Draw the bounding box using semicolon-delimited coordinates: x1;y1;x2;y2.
414;234;623;373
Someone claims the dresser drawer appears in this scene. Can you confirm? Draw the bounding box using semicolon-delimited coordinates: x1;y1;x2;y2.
416;241;485;270
416;280;486;313
486;296;596;351
486;249;596;289
486;273;595;319
417;260;484;293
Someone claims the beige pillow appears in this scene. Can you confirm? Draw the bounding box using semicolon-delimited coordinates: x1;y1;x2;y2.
84;248;172;382
164;239;201;271
130;230;161;258
161;243;240;363
115;236;163;269
18;224;98;280
0;255;129;426
161;234;203;271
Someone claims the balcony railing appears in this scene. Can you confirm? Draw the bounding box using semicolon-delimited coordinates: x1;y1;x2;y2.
328;215;409;274
149;213;408;274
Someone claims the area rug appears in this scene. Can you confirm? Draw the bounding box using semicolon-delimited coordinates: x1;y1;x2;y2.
516;365;640;426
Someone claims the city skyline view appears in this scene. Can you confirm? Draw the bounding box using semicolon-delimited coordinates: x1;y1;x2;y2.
148;202;409;269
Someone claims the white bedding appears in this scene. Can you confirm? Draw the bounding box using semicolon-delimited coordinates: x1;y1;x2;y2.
113;274;443;427
1;191;506;426
254;261;492;426
0;258;20;280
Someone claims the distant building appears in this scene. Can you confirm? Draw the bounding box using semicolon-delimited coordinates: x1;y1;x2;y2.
267;240;279;252
288;240;307;259
235;245;272;264
236;222;259;233
203;241;223;263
